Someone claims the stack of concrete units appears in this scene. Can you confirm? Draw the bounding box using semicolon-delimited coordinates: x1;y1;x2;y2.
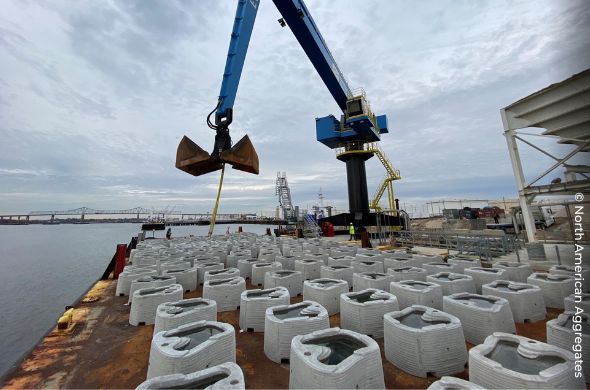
565;293;590;312
164;268;198;292
447;257;481;274
410;254;443;267
492;262;533;283
340;289;399;338
443;293;516;344
550;265;590;292
276;255;298;270
294;259;322;280
263;301;330;363
251;262;282;286
147;321;236;379
202;277;246;312
129;284;184;326
320;265;353;287
383;257;412;272
351;260;384;274
482;280;546;323
464;267;508;293
237;258;260;280
226;252;251;268
116;268;157;296
547;312;590;380
203;267;240;283
196;262;224;286
154;298;217;334
426;272;476;295
128;275;176;303
303;278;349;315
427;377;484;389
469;332;586;389
353;272;395;291
239;287;290;332
390;281;443;309
423;262;458;275
527;273;575;309
289;327;385;389
137;362;244;390
327;255;356;267
388;267;428;282
263;270;303;297
384;305;467;378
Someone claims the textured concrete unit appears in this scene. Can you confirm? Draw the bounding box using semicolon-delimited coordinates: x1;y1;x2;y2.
353;272;395;292
263;270;303;297
294;259;322;280
550;265;590;292
351;260;384;274
263;301;330;363
275;255;298;270
251;262;282;286
164;267;198;292
423;262;458;275
482;280;546;323
390;281;443;309
447;257;481;273
303;278;349;315
203;267;240;283
129;284;184;326
128;275;176;303
239;287;290;331
469;332;586;389
546;311;590;380
427;376;484;389
302;252;329;264
443;293;516;344
202;277;246;312
355;252;384;263
464;267;507;293
196;262;224;285
148;321;236;379
327;255;356;267
426;272;476;295
387;266;428;282
340;289;398;338
226;253;251;269
383;257;411;271
116;268;158;296
565;293;590;312
321;265;354;287
410;254;443;267
384;305;467;378
289;327;385;389
154;298;217;335
493;261;533;283
158;261;192;275
527;272;575;309
137;362;244;390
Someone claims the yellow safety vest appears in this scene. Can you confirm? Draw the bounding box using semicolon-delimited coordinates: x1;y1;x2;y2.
349;225;355;234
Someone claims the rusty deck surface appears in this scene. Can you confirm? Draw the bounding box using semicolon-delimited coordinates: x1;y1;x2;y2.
1;274;566;389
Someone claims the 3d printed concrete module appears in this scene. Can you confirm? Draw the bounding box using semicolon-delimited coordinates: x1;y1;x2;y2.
447;256;481;273
351;260;384;274
423;262;458;275
202;277;246;312
137;362;244;390
154;298;217;335
527;272;575;309
464;267;507;293
384;305;468;378
294;259;322;280
340;288;399;338
564;293;590;313
129;284;184;326
390;280;443;309
239;287;290;331
263;270;303;297
426;272;476;295
251;261;282;286
289;327;385;389
469;332;585;389
427;376;484;389
546;311;590;380
353;272;395;291
203;267;240;283
482;280;546;323
387;266;428;282
303;278;349;315
263;301;330;363
492;261;533;283
320;265;354;287
148;320;236;379
128;275;176;303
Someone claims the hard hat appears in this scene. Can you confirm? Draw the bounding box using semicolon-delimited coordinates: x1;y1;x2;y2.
349;222;353;225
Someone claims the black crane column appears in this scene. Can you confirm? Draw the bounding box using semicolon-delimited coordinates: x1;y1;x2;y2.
337;152;373;221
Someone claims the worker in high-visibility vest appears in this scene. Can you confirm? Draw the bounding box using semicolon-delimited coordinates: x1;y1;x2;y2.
348;223;355;241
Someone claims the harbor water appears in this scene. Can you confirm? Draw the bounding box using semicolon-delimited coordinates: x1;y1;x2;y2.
0;223;273;379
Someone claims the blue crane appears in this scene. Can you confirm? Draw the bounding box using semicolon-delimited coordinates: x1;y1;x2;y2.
176;0;391;222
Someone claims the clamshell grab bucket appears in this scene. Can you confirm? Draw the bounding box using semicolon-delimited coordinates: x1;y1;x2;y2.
176;135;259;176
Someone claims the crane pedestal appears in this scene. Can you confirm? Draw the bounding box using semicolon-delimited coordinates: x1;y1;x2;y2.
337;151;373;221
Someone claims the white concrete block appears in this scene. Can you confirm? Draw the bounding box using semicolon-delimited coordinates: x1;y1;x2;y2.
546;311;590;381
340;289;398;338
303;278;349;315
482;280;546;323
387;266;428;282
423;262;458;275
321;265;353;287
384;305;467;378
390;281;443;309
294;259;322;280
327;255;356;267
493;261;533;283
164;267;198;292
426;272;476;295
116;269;157;296
128;275;176;303
129;284;184;326
263;270;303;297
351;260;384;274
263;301;330;363
447;257;481;273
427;377;484;389
148;321;235;379
203;267;240;283
275;255;298;270
383;257;411;271
565;293;590;313
410;254;443;267
236;258;260;280
154;298;217;335
550;265;590;293
527;272;575;309
239;287;290;332
443;293;516;344
137;362;244;390
464;267;507;293
469;332;585;389
353;272;395;292
196;262;224;286
289;327;384;389
251;261;282;286
202;277;246;312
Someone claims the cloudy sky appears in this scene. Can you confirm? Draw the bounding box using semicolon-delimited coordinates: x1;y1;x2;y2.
1;0;589;216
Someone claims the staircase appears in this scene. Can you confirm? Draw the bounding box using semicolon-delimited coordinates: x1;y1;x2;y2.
367;143;401;212
302;214;322;238
275;172;295;220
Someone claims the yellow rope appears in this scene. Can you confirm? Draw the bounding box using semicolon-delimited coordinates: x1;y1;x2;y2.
208;163;225;237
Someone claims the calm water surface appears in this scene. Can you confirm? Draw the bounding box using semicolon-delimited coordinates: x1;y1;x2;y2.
0;223;272;379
